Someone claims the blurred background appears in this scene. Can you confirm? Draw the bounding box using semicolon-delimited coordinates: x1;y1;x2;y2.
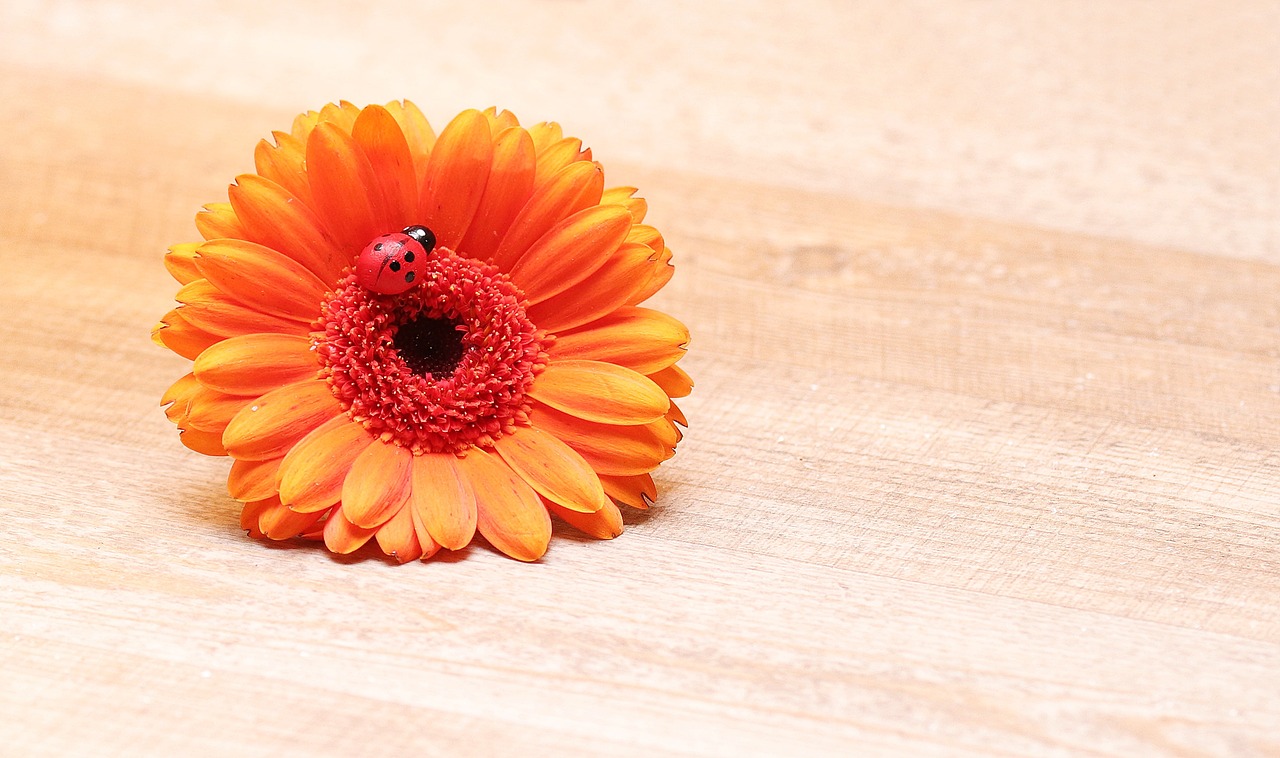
6;0;1277;260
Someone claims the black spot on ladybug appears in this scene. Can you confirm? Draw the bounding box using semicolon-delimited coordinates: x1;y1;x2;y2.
404;271;416;284
403;250;415;263
374;243;383;251
389;260;401;272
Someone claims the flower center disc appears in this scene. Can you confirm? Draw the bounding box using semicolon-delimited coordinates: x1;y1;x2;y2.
317;249;546;454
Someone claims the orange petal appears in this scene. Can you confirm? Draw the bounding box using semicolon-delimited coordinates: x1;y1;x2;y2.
457;126;537;262
482;106;520;131
384;100;436;185
410;453;477;551
341;440;414;528
598;472;656;509
277;416;375;512
648;364;694;399
153;309;222;361
489;161;604;272
526;242;656;333
601;186;648;223
627;224;664;255
529;360;668;425
667;400;687;428
254;131;314;207
179;427;227;456
418;109;492;249
161;372;201;423
493;427;607;514
195;203;246;241
545;498;623;540
625;245;675;306
240;498;272;538
323;506;378;554
222;379;342;460
530;401;671;476
527;121;564;154
229;174;347;285
228;456;283;502
290;109;322;142
318;101;361;132
164;243;202;284
307;121;387;253
352;104;419;229
175;279;310;338
374;504;423;563
549;307;689;375
257;495;324;540
408;504;444;561
533;137;589;187
193;333;319;396
459;450;551;562
184;385;254;432
194;239;328;321
507;205;631;304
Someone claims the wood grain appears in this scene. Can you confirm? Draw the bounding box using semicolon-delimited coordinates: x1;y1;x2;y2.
2;3;1278;756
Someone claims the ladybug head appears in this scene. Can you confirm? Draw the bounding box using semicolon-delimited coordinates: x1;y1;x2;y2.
403;225;437;251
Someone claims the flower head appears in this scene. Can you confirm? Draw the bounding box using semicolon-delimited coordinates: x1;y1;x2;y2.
154;102;690;562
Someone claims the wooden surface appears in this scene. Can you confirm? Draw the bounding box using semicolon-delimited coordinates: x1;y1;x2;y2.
2;2;1279;755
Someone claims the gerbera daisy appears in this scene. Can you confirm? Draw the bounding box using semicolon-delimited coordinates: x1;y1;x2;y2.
154;101;691;562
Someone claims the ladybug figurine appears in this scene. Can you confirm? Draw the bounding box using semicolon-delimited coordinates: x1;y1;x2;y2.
356;225;436;295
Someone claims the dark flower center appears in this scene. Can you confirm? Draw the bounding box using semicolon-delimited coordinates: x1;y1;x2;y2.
394;316;465;377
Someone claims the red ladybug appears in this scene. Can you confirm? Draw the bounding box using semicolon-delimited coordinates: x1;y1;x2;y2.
356;225;436;295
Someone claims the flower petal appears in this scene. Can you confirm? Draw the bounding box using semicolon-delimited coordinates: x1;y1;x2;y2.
175;280;309;338
530;401;672;476
408;505;443;561
153;309;222;361
493;427;607;513
240;499;272;538
323;506;378;554
482;106;520;131
179;427;227;456
489;161;604;272
307;121;388;254
184;385;254;432
254;130;313;207
374;504;423;563
164;243;202;284
222;379;343;460
410;453;476;551
419;109;492;249
195;203;246;241
228;174;347;285
529;360;669;425
342;440;414;529
533;137;590;187
460;450;551;562
525;242;656;333
193;333;319;396
601;186;648;223
626;245;675;306
383;100;436;185
667;400;687;428
277;416;375;512
506;205;631;304
549;307;689;375
527;121;563;153
161;372;201;424
228;456;283;502
257;495;324;540
648;364;694;399
598;473;656;510
194;239;328;321
545;498;624;540
457;126;537;262
352;104;419;229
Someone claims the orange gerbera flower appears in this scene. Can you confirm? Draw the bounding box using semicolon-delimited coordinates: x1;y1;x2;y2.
154;101;690;562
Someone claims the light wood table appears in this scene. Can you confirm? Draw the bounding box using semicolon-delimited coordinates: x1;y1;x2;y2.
2;3;1277;755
